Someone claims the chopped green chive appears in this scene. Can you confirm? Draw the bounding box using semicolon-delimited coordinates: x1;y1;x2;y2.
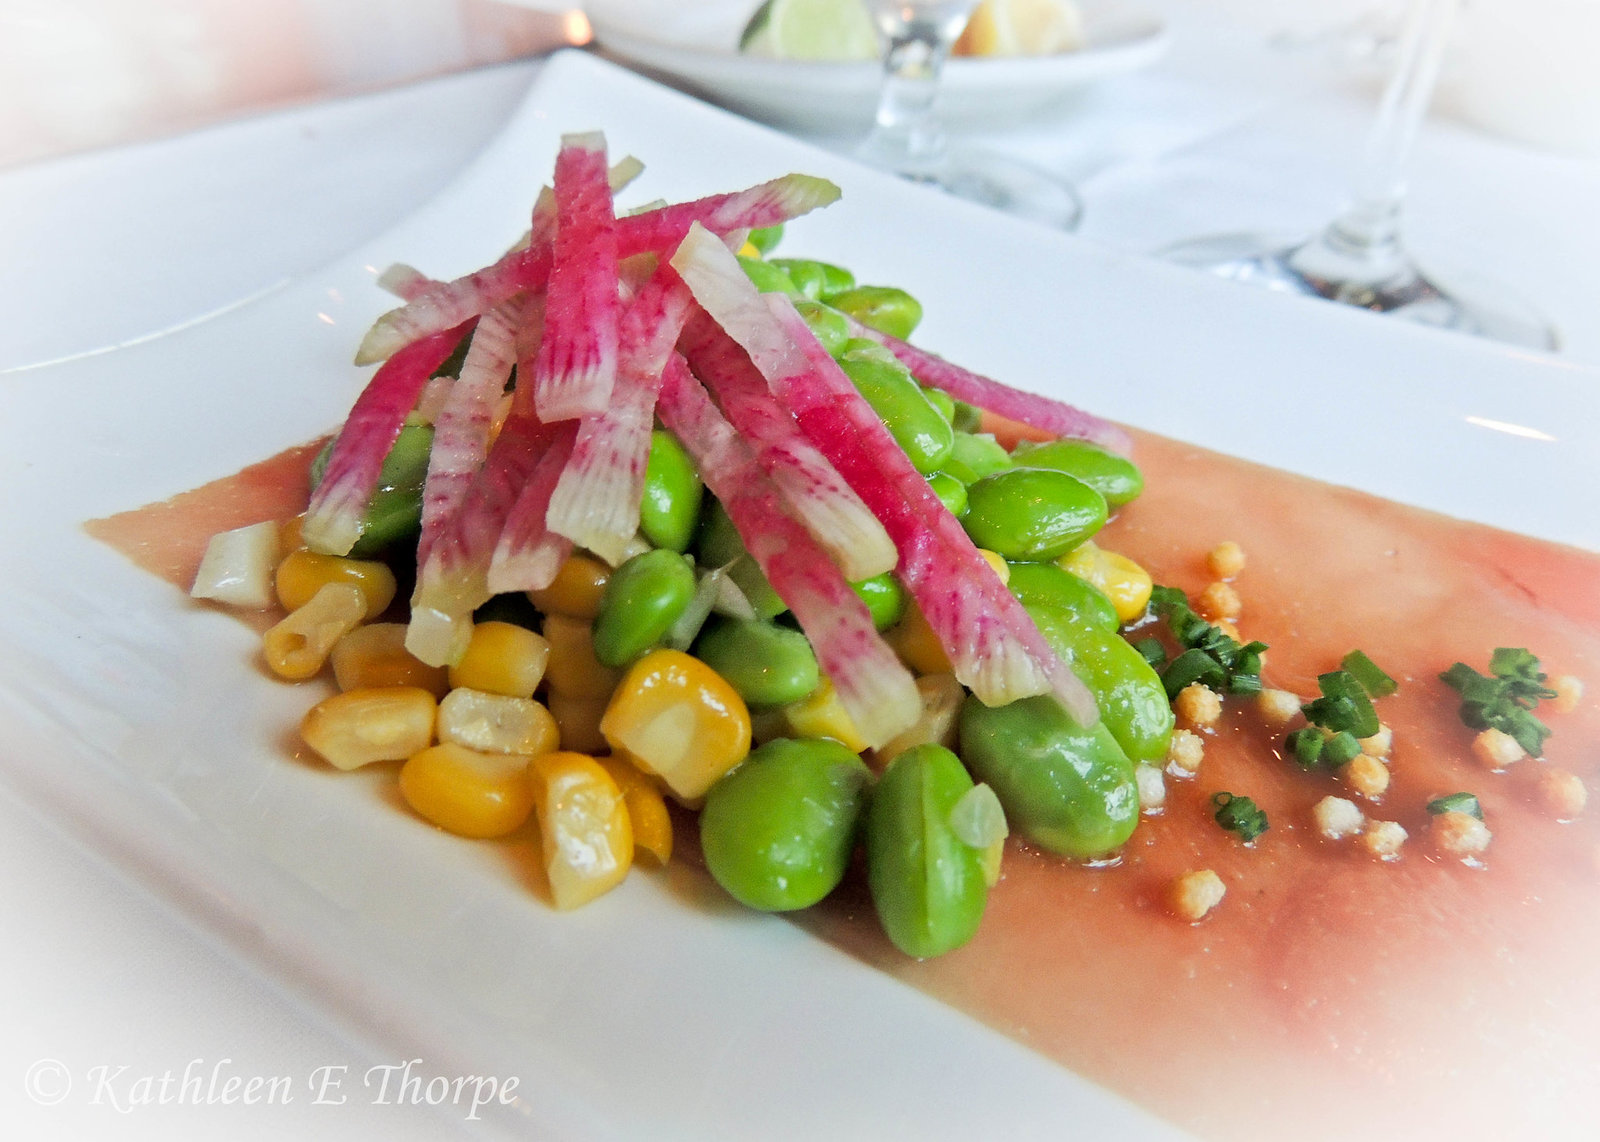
1341;650;1398;697
1300;670;1381;739
1427;792;1483;820
1287;727;1325;768
1146;585;1268;698
1440;648;1557;757
1212;792;1269;843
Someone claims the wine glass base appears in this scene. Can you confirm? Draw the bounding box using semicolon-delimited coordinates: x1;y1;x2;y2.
1162;231;1558;351
860;143;1084;232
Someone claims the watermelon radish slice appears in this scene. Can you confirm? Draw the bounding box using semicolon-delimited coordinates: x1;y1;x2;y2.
676;307;896;582
656;356;920;748
841;317;1133;457
355;173;841;365
545;262;694;566
534;133;621;421
303;318;473;556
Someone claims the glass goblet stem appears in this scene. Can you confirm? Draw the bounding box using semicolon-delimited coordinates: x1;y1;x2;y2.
1295;0;1459;290
858;1;976;181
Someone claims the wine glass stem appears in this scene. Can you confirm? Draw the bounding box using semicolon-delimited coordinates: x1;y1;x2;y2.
859;3;973;180
1320;0;1459;270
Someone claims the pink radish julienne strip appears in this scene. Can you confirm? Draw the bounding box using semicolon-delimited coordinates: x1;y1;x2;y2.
657;357;920;749
354;173;841;366
770;297;1097;723
303;318;473;556
534;132;621;422
842;316;1133;457
545;261;694;566
414;297;521;572
676;308;896;582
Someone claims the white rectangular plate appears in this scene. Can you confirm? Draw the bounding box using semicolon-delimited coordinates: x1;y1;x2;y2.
1;50;1596;1141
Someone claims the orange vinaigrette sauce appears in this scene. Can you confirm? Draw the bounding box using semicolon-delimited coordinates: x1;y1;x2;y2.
88;427;1600;1141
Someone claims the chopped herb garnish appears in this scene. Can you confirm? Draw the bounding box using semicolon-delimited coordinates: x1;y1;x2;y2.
1322;730;1362;767
1427;792;1484;820
1146;585;1269;698
1212;792;1269;843
1301;670;1381;739
1440;648;1557;757
1287;727;1326;768
1341;650;1398;697
1133;637;1167;670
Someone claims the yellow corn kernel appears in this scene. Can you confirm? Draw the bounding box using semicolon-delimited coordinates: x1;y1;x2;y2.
542;613;623;699
448;620;551;698
399;742;534;839
278;513;306;553
264;582;367;680
885;600;952;675
275;549;397;619
736;239;760;258
600;649;751;801
437;687;559;756
1058;540;1153;625
301;686;437;770
330;622;449;694
783;676;870;754
873;672;964;767
979;837;1005;888
526;553;611;620
546;690;610;754
976;548;1010;585
529;751;633;910
597;756;674;866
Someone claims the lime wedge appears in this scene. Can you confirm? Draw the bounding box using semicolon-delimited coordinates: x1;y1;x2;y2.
739;0;881;61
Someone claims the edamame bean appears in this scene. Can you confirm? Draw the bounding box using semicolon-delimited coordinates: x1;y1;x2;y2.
1006;562;1117;632
695;501;787;619
921;386;956;425
940;431;1013;485
768;258;854;300
310;423;433;558
700;737;871;911
840;350;954;475
850;572;906;631
793;299;851;357
738;255;801;297
1024;603;1173;764
962;468;1107;562
591;549;697;667
694;618;820;707
822;285;923;340
959;694;1139;861
640;429;704;553
746;223;784;255
927;472;968;518
1011;438;1145;507
866;744;988;958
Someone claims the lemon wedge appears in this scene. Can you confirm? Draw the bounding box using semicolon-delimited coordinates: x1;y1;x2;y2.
953;0;1084;57
739;0;881;61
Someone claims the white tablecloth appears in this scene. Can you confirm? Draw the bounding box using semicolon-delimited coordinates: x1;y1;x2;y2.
2;3;1596;1138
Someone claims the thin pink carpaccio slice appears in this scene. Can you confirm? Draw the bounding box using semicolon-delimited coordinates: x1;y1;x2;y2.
302;318;473;556
534;133;621;421
677;308;896;582
415;297;521;571
656;356;919;748
544;262;694;567
354;173;840;365
842;316;1133;457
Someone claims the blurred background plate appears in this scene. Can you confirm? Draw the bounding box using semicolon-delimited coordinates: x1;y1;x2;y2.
585;0;1168;133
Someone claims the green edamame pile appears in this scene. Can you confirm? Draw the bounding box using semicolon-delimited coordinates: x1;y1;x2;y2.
318;223;1166;958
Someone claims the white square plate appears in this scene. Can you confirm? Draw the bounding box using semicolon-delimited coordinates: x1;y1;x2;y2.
1;49;1596;1141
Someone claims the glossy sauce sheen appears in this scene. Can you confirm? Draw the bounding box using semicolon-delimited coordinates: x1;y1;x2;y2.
91;429;1600;1141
